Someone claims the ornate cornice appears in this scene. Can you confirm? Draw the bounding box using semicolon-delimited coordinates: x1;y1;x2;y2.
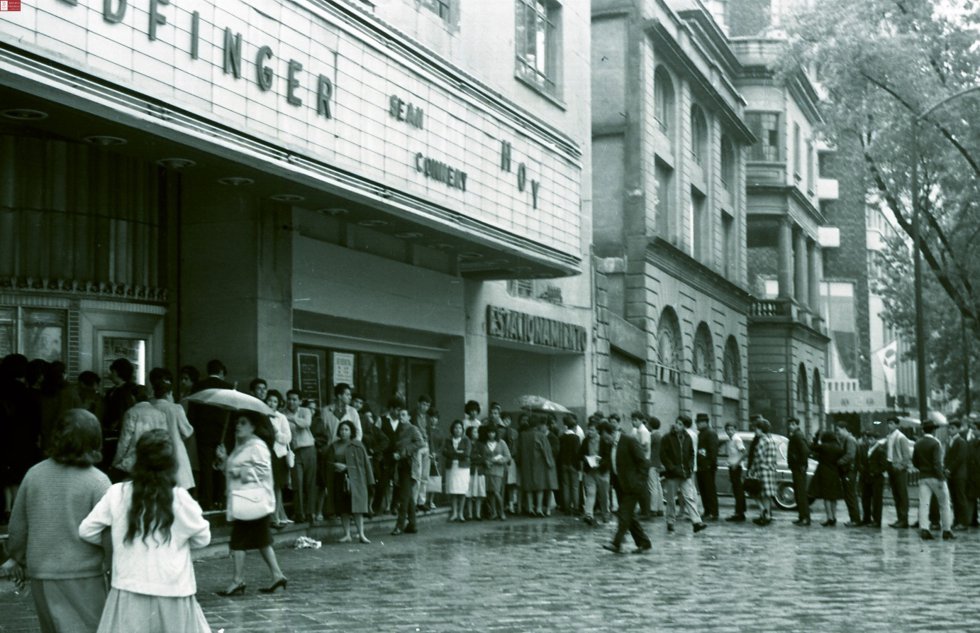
645;237;752;313
0;277;168;303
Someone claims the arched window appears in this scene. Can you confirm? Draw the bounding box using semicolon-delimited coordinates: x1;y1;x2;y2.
693;323;714;379
720;134;735;190
691;105;708;166
656;307;682;384
722;336;740;386
812;369;822;406
654;66;675;139
796;364;808;402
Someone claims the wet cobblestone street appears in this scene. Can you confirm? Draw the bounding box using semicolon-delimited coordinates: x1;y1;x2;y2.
3;504;979;633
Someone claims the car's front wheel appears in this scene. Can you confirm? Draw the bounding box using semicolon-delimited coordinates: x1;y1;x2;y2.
774;482;798;510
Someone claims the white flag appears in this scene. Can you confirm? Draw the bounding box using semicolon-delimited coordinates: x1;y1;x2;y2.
875;341;898;395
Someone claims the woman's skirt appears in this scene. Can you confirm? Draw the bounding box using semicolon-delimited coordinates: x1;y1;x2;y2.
445;463;470;495
506;460;519;487
97;588;211;633
486;474;505;496
229;515;272;551
467;473;486;498
31;576;107;633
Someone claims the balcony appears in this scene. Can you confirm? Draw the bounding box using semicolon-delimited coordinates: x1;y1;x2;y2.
749;298;826;334
817;177;839;201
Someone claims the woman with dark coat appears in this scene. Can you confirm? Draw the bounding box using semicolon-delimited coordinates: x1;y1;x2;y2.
809;431;845;526
518;417;558;517
324;420;374;543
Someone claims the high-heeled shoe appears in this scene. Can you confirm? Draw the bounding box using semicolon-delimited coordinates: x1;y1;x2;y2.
358;534;371;544
217;582;246;597
259;577;288;594
339;534;352;543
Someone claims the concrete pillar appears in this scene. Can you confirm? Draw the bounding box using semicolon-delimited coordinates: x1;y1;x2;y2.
777;219;794;300
794;228;809;310
436;279;488;421
178;181;293;392
808;242;823;316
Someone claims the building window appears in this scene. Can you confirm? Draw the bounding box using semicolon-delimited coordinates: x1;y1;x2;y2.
692;188;708;263
723;336;740;386
0;306;67;363
515;0;561;97
693;323;714;379
721;210;735;278
720;134;735;190
691;105;708;166
655;159;675;242
746;112;780;161
654;66;675;137
420;0;452;21
507;279;534;298
793;122;802;177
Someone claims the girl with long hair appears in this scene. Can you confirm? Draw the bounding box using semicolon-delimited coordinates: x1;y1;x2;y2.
79;429;212;633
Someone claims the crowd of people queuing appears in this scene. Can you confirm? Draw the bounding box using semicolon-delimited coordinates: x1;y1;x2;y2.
3;348;980;630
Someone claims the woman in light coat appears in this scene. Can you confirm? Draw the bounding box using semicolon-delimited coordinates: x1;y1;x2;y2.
215;410;287;596
265;390;292;528
148;368;195;490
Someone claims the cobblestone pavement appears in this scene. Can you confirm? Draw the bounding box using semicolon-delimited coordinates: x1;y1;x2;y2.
3;505;979;633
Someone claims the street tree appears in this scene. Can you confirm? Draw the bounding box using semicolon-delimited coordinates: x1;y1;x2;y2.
782;0;980;352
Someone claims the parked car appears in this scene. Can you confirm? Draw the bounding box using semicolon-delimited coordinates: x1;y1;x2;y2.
711;431;818;510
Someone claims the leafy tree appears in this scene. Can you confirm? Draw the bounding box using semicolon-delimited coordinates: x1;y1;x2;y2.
782;0;979;404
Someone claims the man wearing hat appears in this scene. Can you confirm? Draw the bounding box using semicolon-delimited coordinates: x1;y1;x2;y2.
945;418;971;529
912;418;954;540
695;414;719;521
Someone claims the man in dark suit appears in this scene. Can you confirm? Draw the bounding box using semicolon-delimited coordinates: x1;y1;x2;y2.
391;405;426;535
695;414;719;521
860;435;889;527
600;422;652;553
660;416;707;534
374;396;405;515
945;419;970;529
187;359;233;510
787;418;811;526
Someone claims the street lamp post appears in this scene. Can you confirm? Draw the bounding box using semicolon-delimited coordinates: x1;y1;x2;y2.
909;85;980;423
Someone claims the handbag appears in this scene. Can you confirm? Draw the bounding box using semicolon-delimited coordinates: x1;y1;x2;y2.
286;448;296;468
230;486;275;520
744;477;763;496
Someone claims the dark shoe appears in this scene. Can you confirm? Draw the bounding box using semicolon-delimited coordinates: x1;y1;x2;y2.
752;516;771;526
794;519;811;527
403;526;418;534
889;521;909;529
942;530;955;541
601;543;622;554
217;582;247;597
693;522;708;533
667;523;675;533
820;519;837;527
632;543;652;554
920;529;934;540
259;577;288;594
390;528;403;535
705;514;719;522
726;515;746;523
844;522;861;528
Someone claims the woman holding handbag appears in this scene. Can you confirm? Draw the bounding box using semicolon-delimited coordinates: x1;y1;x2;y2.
215;410;287;596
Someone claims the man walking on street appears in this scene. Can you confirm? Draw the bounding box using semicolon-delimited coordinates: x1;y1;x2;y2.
913;419;954;541
601;422;652;554
886;417;912;528
695;414;719;521
787;418;810;526
660;415;707;534
724;422;747;522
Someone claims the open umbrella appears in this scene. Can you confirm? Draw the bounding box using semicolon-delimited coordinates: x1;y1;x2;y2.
185;388;273;416
516;395;570;413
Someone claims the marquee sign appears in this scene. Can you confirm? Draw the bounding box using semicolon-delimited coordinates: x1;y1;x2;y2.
1;0;582;256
